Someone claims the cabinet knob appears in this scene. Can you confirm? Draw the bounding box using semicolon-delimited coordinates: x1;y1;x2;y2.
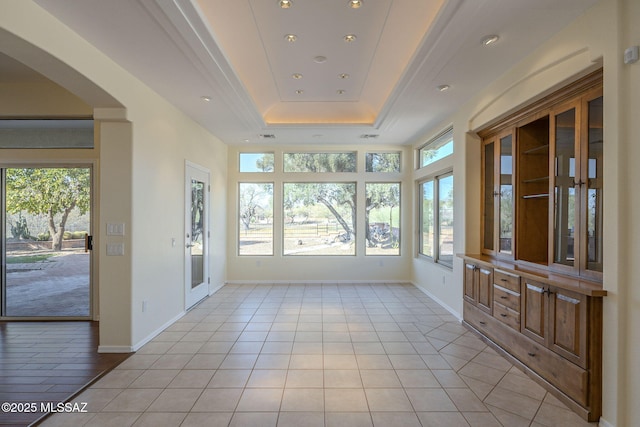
500;296;507;299
479;321;486;325
527;352;536;357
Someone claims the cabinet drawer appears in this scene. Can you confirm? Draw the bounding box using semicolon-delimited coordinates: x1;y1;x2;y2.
493;302;520;331
493;284;521;312
494;270;520;293
463;301;492;334
510;335;588;406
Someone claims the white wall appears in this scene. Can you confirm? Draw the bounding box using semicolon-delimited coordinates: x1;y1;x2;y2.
411;0;636;425
226;145;412;284
1;1;227;352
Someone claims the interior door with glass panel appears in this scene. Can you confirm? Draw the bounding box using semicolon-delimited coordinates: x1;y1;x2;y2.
1;166;92;318
185;163;209;309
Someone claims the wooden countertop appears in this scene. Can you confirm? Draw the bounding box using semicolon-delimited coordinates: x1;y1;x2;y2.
458;254;607;297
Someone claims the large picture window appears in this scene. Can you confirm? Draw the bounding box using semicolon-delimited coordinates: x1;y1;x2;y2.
365;183;400;255
419;172;453;267
239;183;273;255
283;183;356;256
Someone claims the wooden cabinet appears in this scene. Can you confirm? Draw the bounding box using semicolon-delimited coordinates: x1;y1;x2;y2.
478;70;603;282
465;70;605;422
460;255;604;422
492;270;521;331
463;261;492;314
550;88;604;279
482;131;515;256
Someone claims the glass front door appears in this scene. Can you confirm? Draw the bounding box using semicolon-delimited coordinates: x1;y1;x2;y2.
185;163;209;309
2;167;92;318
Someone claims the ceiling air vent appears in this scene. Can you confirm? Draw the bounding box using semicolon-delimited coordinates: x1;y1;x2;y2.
359;134;379;139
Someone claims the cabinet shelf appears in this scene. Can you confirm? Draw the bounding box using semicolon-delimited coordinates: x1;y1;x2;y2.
522;193;549;199
523;144;549;155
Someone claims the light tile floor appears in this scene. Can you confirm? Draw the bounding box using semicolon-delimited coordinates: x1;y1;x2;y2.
41;283;597;427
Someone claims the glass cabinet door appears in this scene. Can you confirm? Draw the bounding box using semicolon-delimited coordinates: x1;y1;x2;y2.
483;140;495;252
553;106;577;268
481;131;514;257
585;95;603;273
499;134;513;254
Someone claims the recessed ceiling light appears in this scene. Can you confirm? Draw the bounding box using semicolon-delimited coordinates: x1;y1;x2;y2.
200;96;211;102
292;73;303;79
284;34;297;42
344;34;357;43
348;0;363;8
279;0;293;9
295;89;304;94
337;89;346;95
482;35;499;46
338;73;350;79
314;56;327;63
437;84;450;92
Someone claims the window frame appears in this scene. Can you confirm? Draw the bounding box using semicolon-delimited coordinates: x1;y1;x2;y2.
365;181;401;256
282;181;357;257
418;170;454;268
238;182;274;256
365;151;402;173
239;152;275;173
417;127;453;169
283;151;357;173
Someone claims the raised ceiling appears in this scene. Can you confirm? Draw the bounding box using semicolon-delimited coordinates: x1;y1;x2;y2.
19;0;599;145
197;0;445;125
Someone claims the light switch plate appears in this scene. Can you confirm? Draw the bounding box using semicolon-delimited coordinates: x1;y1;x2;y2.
106;223;125;236
106;243;125;256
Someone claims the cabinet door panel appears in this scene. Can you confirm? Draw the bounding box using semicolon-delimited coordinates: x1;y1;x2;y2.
523;280;547;344
464;263;477;303
478;268;493;313
550;288;587;368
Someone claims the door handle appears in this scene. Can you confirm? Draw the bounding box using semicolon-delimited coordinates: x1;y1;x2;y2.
85;234;93;252
186;243;195;248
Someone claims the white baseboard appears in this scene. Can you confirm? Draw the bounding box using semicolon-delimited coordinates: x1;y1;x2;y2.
209;283;224;295
411;281;463;322
599;417;615;427
224;279;411;286
130;310;186;352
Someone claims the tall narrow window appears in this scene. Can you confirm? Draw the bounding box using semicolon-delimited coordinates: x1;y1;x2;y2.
365;183;400;255
419;180;434;258
238;183;273;255
438;174;454;267
419;172;454;267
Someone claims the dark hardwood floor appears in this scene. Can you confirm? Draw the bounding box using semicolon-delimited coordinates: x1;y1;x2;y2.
0;321;129;426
